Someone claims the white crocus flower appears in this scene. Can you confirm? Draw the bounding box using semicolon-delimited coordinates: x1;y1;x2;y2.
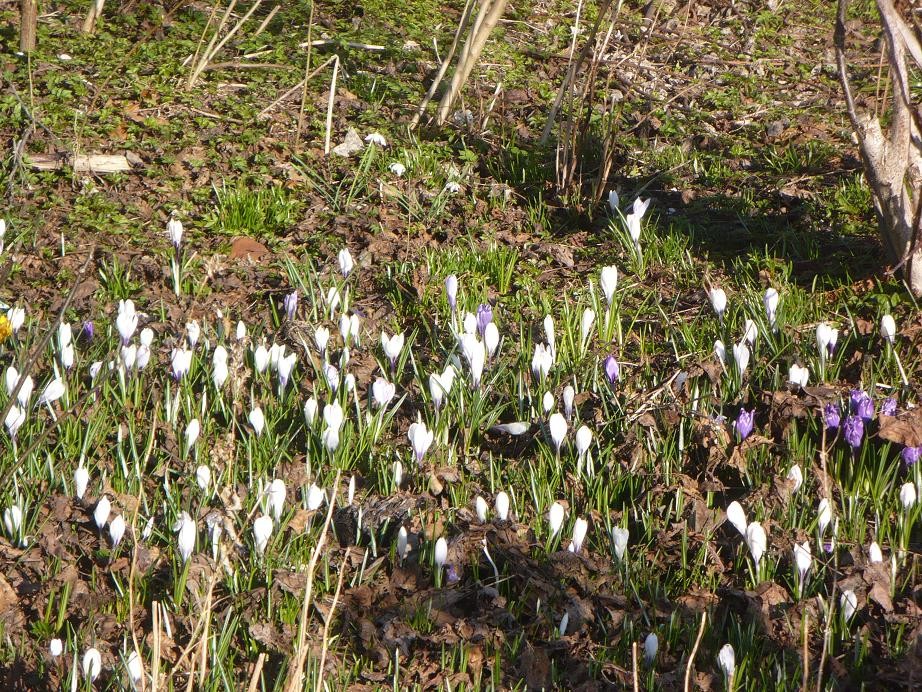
840;589;858;621
381;332;405;367
109;515;126;548
248;406;265;437
732;342;750;377
3;504;22;538
607;189;619;212
303;397;318;427
372;377;396;408
323;401;344;430
644;633;658;665
542;391;554;414
389;162;406;177
881;314;896;344
580;308;595;348
253;515;273;555
212;346;229;389
184;419;200;451
253;344;270;374
531;343;553;380
267;479;287;521
563;385;575;420
434;537;448;569
196;465;211;491
543;315;556;361
764;288;779;327
726;501;747;537
315;327;330;357
868;541;883;564
793;540;811;588
743;318;758;346
484;322;499;358
397;526;409;560
548;502;564;537
49;638;63;658
717;643;735;683
818;498;832;535
708;287;727;320
82;647;102;681
568;517;588;554
338;248;354;277
475;496;489;523
626;197;650;248
600;266;618;306
408;421;434;464
94;496;111;530
74;465;89;500
745;521;767;570
116;300;138;343
37;377;66;405
495;492;510;521
612;526;629;562
175;511;196;561
5;404;25;438
306;483;325;511
575;425;592;463
900;481;917;510
788;364;809;388
186;321;200;348
7;306;25;334
548;413;567;454
126;649;143;685
786;464;803;492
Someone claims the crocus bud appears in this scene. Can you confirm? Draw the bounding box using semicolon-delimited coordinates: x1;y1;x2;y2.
548;413;567;453
788;364;809;388
603;354;619;384
580;308;595;346
733;408;755;442
49;638;62;658
372;377;396;408
743;318;758;347
840;590;858;621
714;339;726;368
166;216;183;248
196;465;211;491
82;647;102;681
3;504;22;538
717;643;735;682
575;425;592;460
568;517;588;554
475;496;488;523
612;526;629;562
74;465;89;500
732;342;750;377
881;314;896;344
868;541;883;563
548;502;564;536
94;496;111;529
184;419;200;451
786;464;803;492
248;406;265;437
764;287;779;327
408;421;434;464
109;514;126;548
817;498;833;535
793;540;811;584
126;650;143;685
284;291;298;320
726;501;747;536
644;633;658;665
253;515;273;555
484;322;499;358
708;287;727;319
267;479;287;520
843;415;864;449
543;315;556;361
397;526;409;560
434;537;448;569
37;378;65;406
303;397;318;427
542;391;554;414
900;481;917;510
338;248;354;277
495;492;510;521
600;266;618;306
445;275;458;312
476;303;493;336
175;511;196;561
746;521;767;570
607;189;619;212
563;385;575;420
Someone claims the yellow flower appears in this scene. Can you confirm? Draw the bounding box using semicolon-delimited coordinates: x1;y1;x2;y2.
0;315;11;343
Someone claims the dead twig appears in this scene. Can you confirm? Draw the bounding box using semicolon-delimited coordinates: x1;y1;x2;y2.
683;610;706;692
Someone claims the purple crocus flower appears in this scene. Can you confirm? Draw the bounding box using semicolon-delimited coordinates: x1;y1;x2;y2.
446;564;460;584
823;403;841;430
476;303;493;336
902;446;922;467
445;275;458;312
733;408;755;442
603;355;619;384
880;397;897;417
843;415;864;449
283;291;298;321
81;320;95;342
849;390;874;422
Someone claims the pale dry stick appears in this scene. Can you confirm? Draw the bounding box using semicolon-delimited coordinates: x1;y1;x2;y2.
152;600;161;692
187;0;237;90
247;653;267;692
188;0;223;83
251;5;280;39
315;556;347;692
295;1;315;148
300;39;385;51
436;0;509;126
127;417;159;692
540;0;614;143
683;610;707;692
411;0;477;128
197;570;217;686
283;468;342;692
435;0;495;126
82;0;106;33
258;55;338;118
631;641;639;692
816;580;838;692
801;610;810;692
20;0;37;51
188;0;264;89
323;55;340;155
